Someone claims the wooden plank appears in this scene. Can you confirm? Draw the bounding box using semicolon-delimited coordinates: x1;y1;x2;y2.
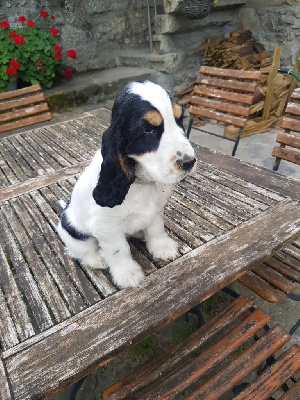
276;132;300;149
265;257;300;283
137;308;271;400
275;252;300;272
103;295;255;400
189;106;247;127
252;263;298;294
234;345;300;400
291;87;300;100
0;84;41;101
281;117;300;133
238;271;285;303
4;199;300;400
0;103;49;123
196;76;257;93
0;161;90;201
0;359;12;400
190;96;250;117
0;244;35;341
0;93;45;112
193;145;300;202
0;287;20;350
184;325;291;400
193;86;254;105
262;46;282;120
279;380;300;400
285;102;300;117
272;146;300;166
0;113;52;133
200;66;261;81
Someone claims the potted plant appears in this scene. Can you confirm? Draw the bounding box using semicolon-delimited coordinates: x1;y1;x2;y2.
0;11;77;92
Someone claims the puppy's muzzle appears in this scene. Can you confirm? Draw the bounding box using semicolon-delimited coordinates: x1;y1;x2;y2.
176;157;196;171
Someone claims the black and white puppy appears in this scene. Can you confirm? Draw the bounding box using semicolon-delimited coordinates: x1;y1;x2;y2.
57;81;196;288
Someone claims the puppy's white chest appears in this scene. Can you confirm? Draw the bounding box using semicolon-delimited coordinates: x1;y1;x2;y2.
121;183;168;235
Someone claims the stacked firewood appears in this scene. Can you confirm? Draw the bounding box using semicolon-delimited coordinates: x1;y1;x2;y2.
175;31;296;136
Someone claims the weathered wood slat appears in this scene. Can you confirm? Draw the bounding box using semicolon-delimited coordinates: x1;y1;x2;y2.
164;215;203;249
265;257;300;283
0;93;45;112
285;102;300;117
193;145;300;201
103;295;255;400
278;379;300;400
190;96;250;117
282;243;300;260
291;87;300;99
0;288;20;350
0;208;53;332
0;161;89;202
184;325;291;400
233;345;300;400
252;263;298;293
189;106;247;128
275;251;300;272
137;308;271;400
0;140;28;184
0;103;49;123
199;66;261;81
4;136;37;179
281;117;300;133
276;132;300;149
238;271;285;303
193;86;254;105
0;84;41;101
0;113;52;133
0;244;35;341
4;199;300;400
0;359;12;400
272;146;300;166
196;76;257;93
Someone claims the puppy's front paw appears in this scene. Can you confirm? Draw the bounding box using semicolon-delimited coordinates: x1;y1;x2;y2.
147;236;178;261
110;260;145;289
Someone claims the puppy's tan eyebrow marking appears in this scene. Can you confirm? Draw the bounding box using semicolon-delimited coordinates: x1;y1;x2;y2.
144;110;163;126
173;103;182;119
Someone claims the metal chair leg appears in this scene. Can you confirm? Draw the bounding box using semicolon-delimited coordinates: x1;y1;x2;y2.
231;127;242;157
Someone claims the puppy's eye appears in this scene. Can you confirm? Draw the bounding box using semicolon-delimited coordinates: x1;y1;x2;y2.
144;128;155;135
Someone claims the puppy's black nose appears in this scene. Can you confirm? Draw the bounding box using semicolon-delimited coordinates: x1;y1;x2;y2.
176;157;196;171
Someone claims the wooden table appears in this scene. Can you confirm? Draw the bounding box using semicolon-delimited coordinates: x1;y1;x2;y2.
0;109;299;400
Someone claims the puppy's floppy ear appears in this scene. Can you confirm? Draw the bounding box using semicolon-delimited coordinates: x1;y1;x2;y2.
93;123;135;208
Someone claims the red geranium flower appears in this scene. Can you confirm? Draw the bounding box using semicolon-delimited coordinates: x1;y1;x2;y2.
5;67;17;76
64;68;72;79
9;59;20;69
53;44;62;53
40;10;49;18
41;68;45;72
8;32;17;38
54;53;62;60
67;49;77;59
18;16;26;23
14;34;26;45
49;28;59;36
0;21;10;29
27;20;35;27
51;15;55;20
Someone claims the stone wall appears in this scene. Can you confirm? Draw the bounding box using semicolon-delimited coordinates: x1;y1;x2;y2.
239;0;300;66
0;0;162;72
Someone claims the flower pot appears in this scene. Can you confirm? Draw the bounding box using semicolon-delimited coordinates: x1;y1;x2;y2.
179;0;214;19
7;80;17;91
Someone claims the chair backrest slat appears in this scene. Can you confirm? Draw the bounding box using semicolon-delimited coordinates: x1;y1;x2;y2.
189;105;247;128
285;102;300;117
291;88;300;100
0;84;41;101
200;66;261;81
281;117;300;133
196;76;257;93
193;86;254;105
276;132;300;149
190;96;250;117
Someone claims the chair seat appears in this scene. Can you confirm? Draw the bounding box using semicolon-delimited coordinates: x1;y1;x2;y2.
103;295;300;400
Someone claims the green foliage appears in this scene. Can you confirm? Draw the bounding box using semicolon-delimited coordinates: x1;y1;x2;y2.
0;15;76;92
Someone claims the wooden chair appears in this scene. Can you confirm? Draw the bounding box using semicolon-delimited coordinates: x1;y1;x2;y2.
272;87;300;171
186;66;261;156
103;295;300;400
0;84;52;134
238;88;300;303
